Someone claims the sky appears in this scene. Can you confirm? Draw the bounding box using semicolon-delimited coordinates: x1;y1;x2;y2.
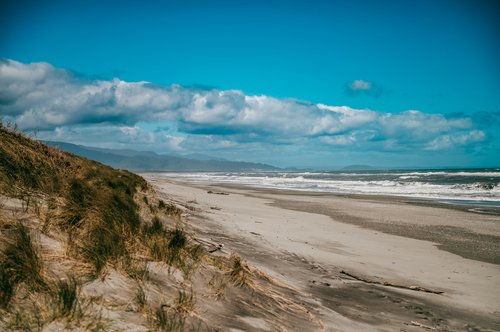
1;0;500;169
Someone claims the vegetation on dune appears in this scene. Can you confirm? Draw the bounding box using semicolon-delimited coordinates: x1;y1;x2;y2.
0;124;201;328
0;123;148;274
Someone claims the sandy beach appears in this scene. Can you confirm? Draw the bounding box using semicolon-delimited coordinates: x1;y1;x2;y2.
143;173;500;331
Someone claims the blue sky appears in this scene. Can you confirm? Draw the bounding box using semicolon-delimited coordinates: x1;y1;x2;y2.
1;0;499;168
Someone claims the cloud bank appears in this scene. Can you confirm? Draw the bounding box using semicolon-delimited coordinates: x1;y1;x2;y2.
0;59;494;166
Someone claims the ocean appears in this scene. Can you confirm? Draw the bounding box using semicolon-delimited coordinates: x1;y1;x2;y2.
161;168;500;206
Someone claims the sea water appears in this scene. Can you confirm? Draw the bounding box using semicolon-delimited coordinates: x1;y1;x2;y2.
161;168;500;205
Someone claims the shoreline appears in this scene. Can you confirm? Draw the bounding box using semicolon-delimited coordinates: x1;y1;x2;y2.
144;174;500;331
139;170;500;209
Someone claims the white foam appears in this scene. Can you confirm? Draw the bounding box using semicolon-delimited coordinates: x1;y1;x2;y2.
162;172;500;203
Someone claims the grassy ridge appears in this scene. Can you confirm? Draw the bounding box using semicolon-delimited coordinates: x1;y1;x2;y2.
1;125;198;292
0;124;150;274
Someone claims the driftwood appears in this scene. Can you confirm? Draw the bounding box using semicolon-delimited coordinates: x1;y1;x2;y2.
207;244;224;253
340;270;444;294
207;190;229;195
193;237;224;253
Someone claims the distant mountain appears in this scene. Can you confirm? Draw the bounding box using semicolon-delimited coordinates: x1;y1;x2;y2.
44;141;280;172
341;164;377;171
182;153;228;161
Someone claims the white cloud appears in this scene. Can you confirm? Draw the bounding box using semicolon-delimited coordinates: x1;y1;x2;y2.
348;79;372;91
425;130;486;150
0;59;488;153
346;79;384;97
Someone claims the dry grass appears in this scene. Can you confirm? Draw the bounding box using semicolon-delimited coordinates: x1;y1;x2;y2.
227;253;252;287
135;283;147;311
153;305;185;332
0;222;46;308
208;273;227;299
174;289;195;317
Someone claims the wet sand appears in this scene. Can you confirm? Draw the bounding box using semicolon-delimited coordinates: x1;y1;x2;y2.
143;174;500;331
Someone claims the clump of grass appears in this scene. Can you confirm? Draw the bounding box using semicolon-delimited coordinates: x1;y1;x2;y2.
56;276;78;317
0;222;45;308
62;179;92;227
102;193;141;231
174;289;195;317
165;228;187;268
148;235;170;261
135;284;147;311
143;216;165;236
81;223;128;275
144;227;203;277
153;306;185;332
227;253;252;287
209;274;227;299
125;260;149;281
168;228;186;250
157;200;182;217
177;244;206;278
158;200;166;209
186;244;205;263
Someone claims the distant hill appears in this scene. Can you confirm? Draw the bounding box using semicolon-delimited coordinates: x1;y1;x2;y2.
44;141;280;172
182;153;228;161
341;164;377;171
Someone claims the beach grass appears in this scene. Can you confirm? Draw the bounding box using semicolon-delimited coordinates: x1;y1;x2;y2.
0;222;45;308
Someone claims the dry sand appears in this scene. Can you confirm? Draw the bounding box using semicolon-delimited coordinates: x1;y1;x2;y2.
143;173;500;331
